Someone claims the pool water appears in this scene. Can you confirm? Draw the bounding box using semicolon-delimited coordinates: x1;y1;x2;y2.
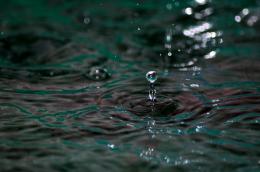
0;0;260;171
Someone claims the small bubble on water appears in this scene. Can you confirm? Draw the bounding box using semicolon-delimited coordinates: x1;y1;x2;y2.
190;84;199;88
146;71;157;84
86;67;110;81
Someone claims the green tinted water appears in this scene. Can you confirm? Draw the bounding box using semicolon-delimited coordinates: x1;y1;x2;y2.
0;0;260;171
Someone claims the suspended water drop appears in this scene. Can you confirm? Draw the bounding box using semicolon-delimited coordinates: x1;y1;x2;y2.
49;71;54;76
83;17;91;24
146;71;157;84
85;67;110;81
184;7;193;15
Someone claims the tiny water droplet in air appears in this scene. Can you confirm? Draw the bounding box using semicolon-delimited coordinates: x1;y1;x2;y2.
166;35;171;42
235;15;241;22
195;0;207;5
146;71;157;84
166;3;172;10
242;8;249;16
107;144;115;149
49;71;54;76
83;17;91;24
184;7;193;15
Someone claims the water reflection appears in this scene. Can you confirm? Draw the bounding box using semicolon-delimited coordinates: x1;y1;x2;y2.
183;22;212;38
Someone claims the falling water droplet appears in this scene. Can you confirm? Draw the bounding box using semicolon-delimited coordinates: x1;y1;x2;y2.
146;71;157;84
83;17;91;24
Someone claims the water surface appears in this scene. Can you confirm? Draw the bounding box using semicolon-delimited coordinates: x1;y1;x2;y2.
0;0;260;171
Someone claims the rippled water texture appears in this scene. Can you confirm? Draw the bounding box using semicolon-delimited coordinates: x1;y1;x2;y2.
0;0;260;171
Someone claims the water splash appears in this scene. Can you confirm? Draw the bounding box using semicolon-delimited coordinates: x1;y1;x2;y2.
146;71;157;102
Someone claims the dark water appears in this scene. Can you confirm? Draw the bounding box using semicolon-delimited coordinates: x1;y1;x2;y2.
0;0;260;171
